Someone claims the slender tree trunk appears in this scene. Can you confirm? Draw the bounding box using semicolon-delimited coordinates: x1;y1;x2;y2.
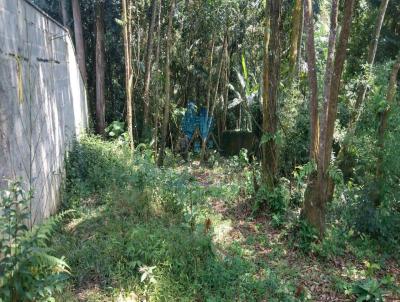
95;0;106;135
142;0;158;140
158;0;176;166
71;0;87;85
200;34;216;162
201;34;227;162
222;37;230;132
353;0;390;115
289;0;302;78
304;0;319;161
262;0;281;190
296;3;304;71
60;0;69;29
128;2;138;140
302;0;355;235
122;0;134;150
319;0;339;203
261;0;271;188
339;0;389;162
206;36;216;113
373;54;400;207
153;0;162;156
320;0;339;170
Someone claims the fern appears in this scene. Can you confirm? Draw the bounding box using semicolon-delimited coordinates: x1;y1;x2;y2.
0;181;70;301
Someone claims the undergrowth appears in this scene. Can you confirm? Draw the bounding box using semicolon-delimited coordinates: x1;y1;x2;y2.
52;136;302;301
40;135;399;301
0;181;69;302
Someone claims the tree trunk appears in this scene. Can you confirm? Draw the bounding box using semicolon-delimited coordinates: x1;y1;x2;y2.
60;0;69;29
122;0;134;150
373;54;400;207
320;0;339;171
222;37;230;132
261;0;271;188
302;0;355;235
206;36;216;113
153;0;162;156
304;0;319;161
353;0;390;115
71;0;87;86
262;0;281;190
95;0;106;135
201;34;227;163
142;0;158;140
296;3;304;72
289;0;302;78
339;0;389;164
158;0;176;166
319;0;339;204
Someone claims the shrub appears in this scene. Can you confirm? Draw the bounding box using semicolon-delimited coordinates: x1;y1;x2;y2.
254;179;290;215
0;181;69;301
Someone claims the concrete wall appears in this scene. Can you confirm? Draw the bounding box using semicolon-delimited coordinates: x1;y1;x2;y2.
0;0;88;224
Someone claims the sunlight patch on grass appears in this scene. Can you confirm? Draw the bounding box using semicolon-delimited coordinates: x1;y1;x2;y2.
212;219;234;246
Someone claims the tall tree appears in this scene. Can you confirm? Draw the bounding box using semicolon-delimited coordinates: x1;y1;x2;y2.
261;0;281;190
142;0;158;140
201;34;227;163
261;1;271;187
222;34;230;132
353;0;390;115
206;36;216;115
302;0;355;235
71;0;87;85
122;0;135;150
153;0;162;156
60;0;69;29
339;0;390;165
373;54;400;207
289;0;303;77
158;0;176;166
95;0;106;135
321;0;339;149
304;0;319;161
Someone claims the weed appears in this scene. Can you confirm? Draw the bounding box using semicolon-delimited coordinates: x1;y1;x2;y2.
0;181;69;301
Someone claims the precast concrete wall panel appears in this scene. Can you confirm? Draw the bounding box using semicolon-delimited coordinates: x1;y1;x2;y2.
0;0;88;224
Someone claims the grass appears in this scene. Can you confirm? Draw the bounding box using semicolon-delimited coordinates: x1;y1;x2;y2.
50;136;399;301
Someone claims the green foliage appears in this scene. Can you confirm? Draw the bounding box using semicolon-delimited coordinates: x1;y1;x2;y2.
289;219;319;254
0;181;69;302
351;278;384;302
293;161;316;186
335;177;400;252
323;61;400;253
105;120;125;139
54;136;307;301
64;135;133;205
254;179;290;215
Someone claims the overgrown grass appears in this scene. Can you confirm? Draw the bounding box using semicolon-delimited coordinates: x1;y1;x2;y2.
49;135;399;301
52;136;301;301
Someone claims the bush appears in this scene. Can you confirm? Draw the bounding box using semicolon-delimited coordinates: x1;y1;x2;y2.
288;219;320;254
254;179;290;215
0;181;69;301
